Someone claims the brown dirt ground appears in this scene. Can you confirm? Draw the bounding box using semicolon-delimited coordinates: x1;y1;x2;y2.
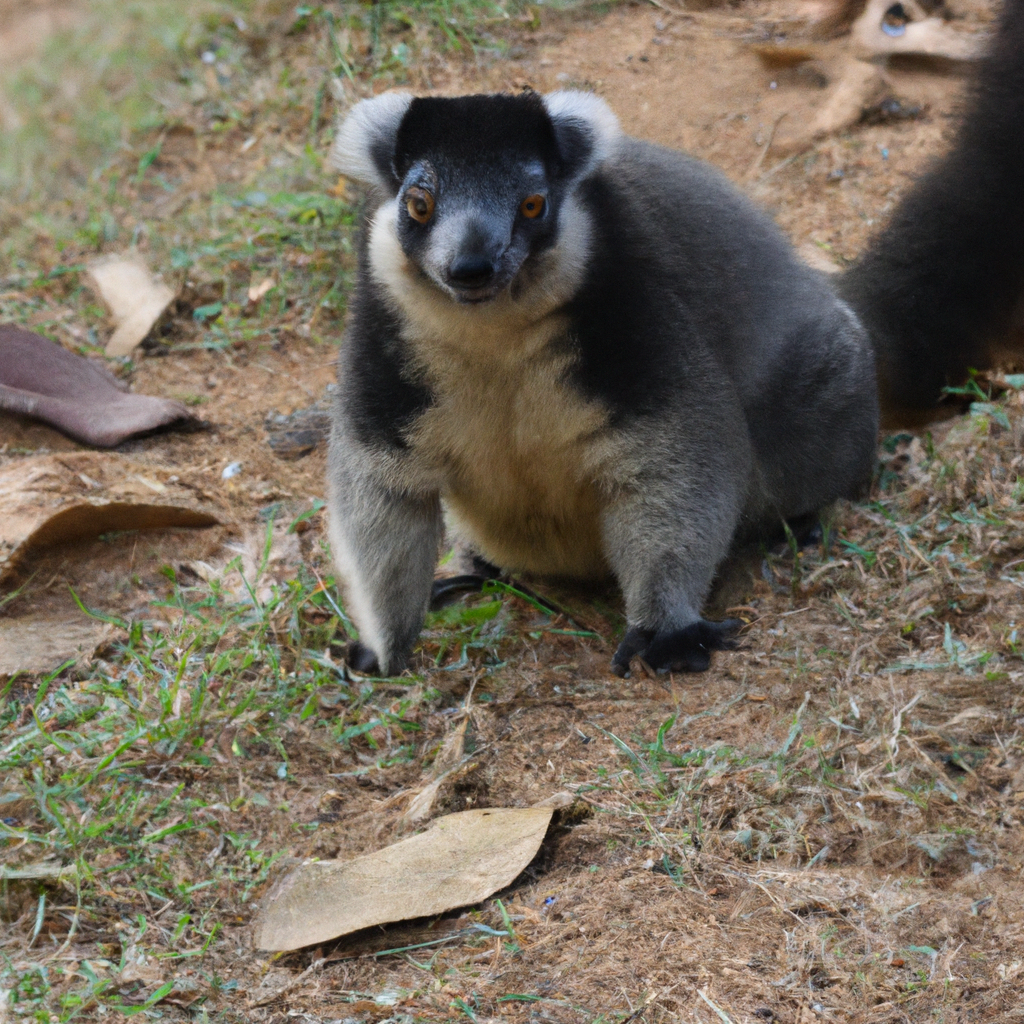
3;1;1024;1022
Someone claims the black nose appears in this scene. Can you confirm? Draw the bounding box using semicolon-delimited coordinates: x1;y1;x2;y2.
448;255;496;288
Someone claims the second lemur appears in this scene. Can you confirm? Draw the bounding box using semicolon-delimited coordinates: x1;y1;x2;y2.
326;0;1024;679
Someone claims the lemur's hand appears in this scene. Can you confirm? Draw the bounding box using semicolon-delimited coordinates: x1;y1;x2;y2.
611;618;742;677
346;641;382;675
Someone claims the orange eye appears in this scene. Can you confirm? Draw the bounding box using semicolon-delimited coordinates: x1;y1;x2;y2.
405;187;435;224
520;194;545;219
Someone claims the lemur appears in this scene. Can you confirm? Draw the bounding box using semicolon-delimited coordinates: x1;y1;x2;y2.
325;0;1024;679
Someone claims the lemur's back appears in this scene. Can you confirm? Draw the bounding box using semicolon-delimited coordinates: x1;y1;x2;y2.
567;137;878;525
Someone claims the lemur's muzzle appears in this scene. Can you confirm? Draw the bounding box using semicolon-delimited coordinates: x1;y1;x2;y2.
448;254;497;289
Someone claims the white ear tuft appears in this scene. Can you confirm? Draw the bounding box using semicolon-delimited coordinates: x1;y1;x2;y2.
330;92;413;189
543;91;622;177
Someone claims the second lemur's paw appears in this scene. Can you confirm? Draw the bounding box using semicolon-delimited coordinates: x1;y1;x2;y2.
346;640;381;675
611;618;742;677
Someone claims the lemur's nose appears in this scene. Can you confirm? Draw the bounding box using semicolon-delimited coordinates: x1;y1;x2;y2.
448;254;496;287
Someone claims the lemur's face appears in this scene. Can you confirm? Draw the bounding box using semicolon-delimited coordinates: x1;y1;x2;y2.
331;90;621;306
394;154;557;304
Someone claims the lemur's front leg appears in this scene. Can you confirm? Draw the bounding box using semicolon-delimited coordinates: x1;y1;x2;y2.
327;429;442;676
600;420;750;677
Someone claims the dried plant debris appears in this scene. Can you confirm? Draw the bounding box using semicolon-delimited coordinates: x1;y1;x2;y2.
0;325;194;447
0;616;117;678
0;452;223;581
3;0;1024;1020
253;806;554;951
86;253;177;357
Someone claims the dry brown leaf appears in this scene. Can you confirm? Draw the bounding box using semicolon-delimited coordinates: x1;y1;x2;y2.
0;325;192;446
87;254;176;357
0;616;116;677
253;806;554;951
0;453;222;581
247;277;276;303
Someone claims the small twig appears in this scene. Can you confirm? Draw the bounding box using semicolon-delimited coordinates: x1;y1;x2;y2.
618;989;660;1023
697;989;736;1023
746;112;788;180
246;957;325;1009
756;150;801;183
46;891;82;962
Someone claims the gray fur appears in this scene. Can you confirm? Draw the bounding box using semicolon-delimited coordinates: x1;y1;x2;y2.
330;92;412;190
327;427;443;676
327;91;878;677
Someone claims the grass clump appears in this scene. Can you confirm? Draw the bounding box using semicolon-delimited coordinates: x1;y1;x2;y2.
0;542;445;1017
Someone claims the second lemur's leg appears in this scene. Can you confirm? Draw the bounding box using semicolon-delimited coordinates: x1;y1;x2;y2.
327;431;443;676
599;416;751;678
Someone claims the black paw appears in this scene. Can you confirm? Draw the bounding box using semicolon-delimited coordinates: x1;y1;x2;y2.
785;513;825;551
346;640;381;675
429;574;490;609
611;618;742;677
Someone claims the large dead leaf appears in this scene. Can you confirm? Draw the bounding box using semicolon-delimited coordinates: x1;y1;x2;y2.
0;616;116;677
0;325;193;446
253;806;554;952
87;254;176;357
0;452;223;581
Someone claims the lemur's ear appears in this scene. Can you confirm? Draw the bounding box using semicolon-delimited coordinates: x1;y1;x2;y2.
330;92;413;191
543;91;621;181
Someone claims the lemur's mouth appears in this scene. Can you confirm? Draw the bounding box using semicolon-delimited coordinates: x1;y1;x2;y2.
447;281;505;305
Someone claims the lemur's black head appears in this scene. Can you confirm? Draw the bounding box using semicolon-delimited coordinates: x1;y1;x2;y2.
332;91;620;304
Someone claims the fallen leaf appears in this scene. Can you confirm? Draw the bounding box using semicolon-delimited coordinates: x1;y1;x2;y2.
87;254;176;357
0;325;192;447
253;806;554;951
247;277;276;303
0;617;116;677
0;452;223;582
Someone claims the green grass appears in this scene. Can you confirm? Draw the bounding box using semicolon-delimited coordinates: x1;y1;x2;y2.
0;533;525;1017
0;0;534;354
0;0;524;209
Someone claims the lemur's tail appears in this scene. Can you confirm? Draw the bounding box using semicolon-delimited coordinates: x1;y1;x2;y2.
839;0;1024;425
